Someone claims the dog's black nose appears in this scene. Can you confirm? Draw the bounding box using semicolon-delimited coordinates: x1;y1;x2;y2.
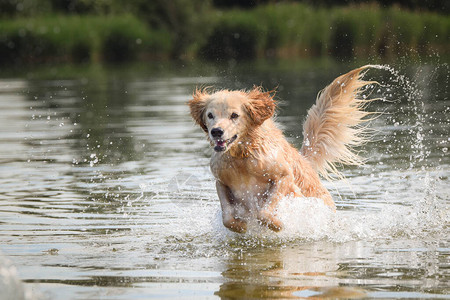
211;127;224;138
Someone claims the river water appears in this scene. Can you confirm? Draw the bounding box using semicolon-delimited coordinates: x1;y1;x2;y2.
0;60;448;299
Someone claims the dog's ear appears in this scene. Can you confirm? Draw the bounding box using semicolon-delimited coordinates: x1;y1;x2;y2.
245;86;276;126
189;88;209;132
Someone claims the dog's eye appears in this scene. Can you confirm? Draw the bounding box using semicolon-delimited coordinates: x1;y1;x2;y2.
207;112;214;119
230;112;239;119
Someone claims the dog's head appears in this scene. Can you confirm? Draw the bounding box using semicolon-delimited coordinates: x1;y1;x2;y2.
189;87;276;152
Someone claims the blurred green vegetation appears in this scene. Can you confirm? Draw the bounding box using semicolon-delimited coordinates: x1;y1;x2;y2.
204;3;449;61
0;0;448;65
0;15;172;64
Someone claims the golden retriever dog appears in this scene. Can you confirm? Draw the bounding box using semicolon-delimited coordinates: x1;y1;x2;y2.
189;66;375;233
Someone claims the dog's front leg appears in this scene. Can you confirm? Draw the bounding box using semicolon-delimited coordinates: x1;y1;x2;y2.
258;175;302;232
216;181;247;233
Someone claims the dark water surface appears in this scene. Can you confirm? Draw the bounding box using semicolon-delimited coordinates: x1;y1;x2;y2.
0;60;448;299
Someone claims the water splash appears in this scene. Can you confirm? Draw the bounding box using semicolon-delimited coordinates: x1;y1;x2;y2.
372;64;449;171
210;179;446;246
379;65;427;167
160;171;447;253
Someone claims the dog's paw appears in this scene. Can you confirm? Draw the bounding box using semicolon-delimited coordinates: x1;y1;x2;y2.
257;211;283;232
223;217;247;233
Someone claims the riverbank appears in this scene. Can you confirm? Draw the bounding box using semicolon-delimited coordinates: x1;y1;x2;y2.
0;3;448;65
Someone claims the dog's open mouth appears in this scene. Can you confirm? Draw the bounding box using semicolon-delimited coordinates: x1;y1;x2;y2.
214;134;237;152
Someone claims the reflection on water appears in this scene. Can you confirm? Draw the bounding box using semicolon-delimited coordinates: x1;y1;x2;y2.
0;61;448;299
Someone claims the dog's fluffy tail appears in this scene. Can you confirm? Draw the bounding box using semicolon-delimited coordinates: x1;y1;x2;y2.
300;65;377;179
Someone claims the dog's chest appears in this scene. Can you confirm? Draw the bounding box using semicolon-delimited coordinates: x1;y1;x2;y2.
210;154;272;203
211;153;254;180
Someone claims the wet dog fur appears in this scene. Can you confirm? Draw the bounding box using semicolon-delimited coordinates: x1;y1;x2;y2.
189;66;375;233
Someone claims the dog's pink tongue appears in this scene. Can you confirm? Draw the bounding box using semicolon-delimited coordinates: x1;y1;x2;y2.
217;140;225;147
